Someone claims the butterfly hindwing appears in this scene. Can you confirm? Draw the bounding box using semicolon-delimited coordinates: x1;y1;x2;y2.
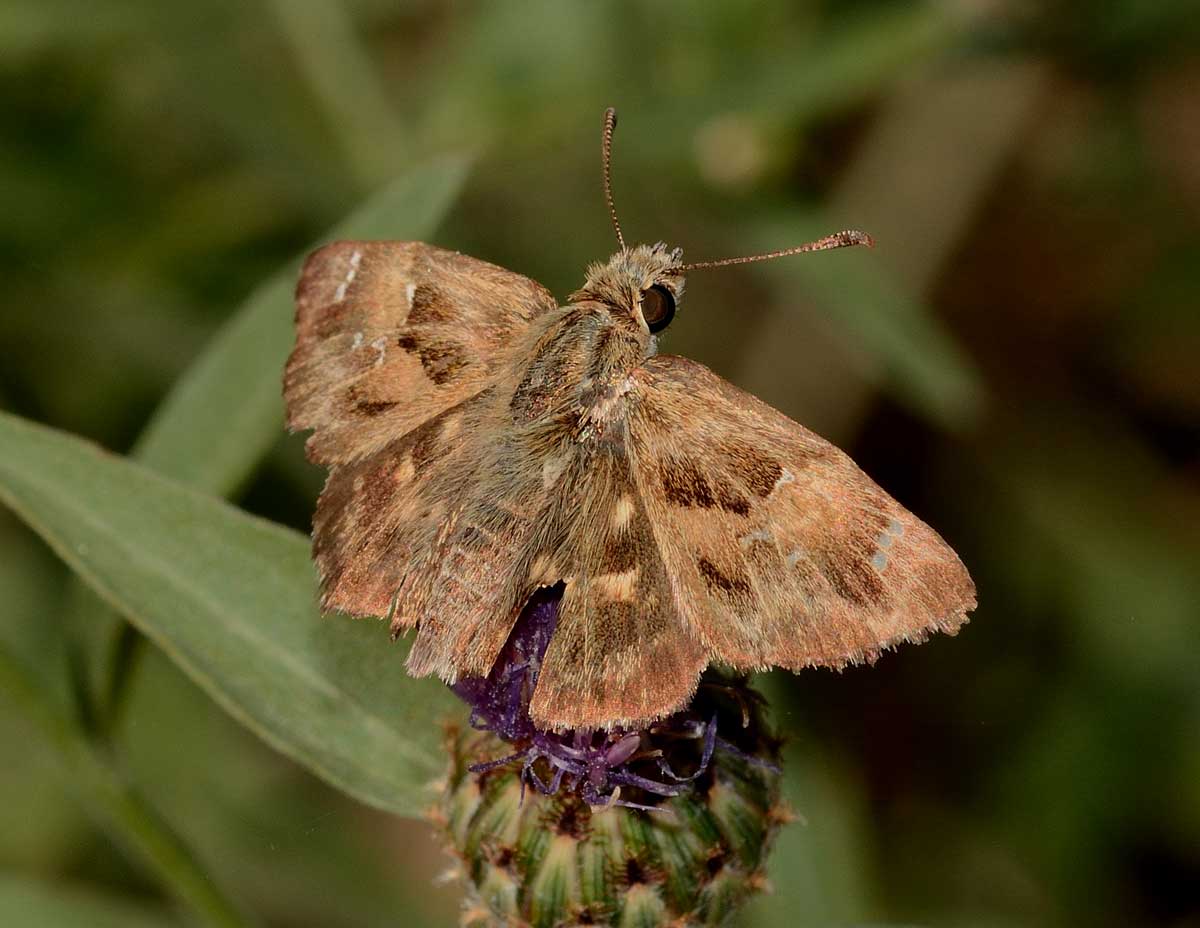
528;438;707;730
628;356;976;674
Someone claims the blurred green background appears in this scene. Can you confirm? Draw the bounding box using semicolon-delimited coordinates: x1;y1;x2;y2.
2;1;1199;926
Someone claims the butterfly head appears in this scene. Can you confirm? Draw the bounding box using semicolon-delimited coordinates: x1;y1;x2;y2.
591;108;874;341
575;243;686;335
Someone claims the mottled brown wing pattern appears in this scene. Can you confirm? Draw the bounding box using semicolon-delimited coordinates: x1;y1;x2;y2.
628;356;976;674
285;241;556;617
285;241;556;465
528;439;707;730
309;386;491;617
400;416;566;683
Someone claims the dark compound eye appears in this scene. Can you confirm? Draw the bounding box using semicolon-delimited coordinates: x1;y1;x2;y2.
640;284;676;333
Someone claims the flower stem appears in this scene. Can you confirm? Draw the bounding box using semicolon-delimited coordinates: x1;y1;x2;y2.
0;642;256;928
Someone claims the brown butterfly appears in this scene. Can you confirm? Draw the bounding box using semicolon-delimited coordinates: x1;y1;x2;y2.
284;109;976;731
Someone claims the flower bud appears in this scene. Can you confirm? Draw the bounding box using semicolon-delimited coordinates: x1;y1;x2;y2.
432;587;786;926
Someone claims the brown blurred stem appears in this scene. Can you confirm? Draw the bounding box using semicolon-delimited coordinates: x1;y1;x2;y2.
0;641;257;928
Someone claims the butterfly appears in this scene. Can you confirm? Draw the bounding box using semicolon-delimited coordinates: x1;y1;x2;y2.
284;109;976;732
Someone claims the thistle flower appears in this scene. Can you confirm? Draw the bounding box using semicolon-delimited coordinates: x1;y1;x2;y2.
434;586;787;927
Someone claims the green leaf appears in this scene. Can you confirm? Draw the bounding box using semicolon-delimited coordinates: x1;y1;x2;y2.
264;0;409;188
0;874;176;928
133;155;471;498
0;411;461;817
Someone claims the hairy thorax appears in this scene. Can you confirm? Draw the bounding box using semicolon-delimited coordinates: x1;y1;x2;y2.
508;301;649;442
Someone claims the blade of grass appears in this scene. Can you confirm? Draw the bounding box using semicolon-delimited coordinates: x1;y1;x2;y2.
265;0;409;188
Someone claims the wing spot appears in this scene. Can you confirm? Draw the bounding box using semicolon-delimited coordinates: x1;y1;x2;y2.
542;458;568;492
408;284;456;325
740;528;773;548
334;249;362;302
875;517;904;550
725;444;786;498
394;453;415;483
370;335;388;367
871;550;888;571
396;332;467;385
662;457;715;509
595;568;639;601
355;398;397;416
440;413;463;441
774;468;795;494
611;494;635;530
697;557;751;598
542;456;567;489
662;457;748;514
785;547;804;569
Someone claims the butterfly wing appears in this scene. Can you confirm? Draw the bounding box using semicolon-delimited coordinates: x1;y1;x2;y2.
527;436;708;730
624;355;976;677
286;241;556;465
284;242;557;616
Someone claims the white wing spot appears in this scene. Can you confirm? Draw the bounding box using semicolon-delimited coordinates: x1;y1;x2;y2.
773;468;795;494
871;550;888;571
334;249;362;302
740;528;773;548
595;568;639;601
611;494;635;530
875;518;905;550
440;413;463;441
351;331;364;350
405;281;416;310
394;453;415;483
785;547;805;569
542;456;567;489
370;335;388;367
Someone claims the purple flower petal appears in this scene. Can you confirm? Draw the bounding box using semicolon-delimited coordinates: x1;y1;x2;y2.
449;584;769;809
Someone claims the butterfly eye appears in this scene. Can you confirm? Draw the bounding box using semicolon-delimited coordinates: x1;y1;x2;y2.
640;285;676;333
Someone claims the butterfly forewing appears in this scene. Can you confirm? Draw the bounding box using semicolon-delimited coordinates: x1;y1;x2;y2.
285;242;557;616
285;241;556;465
628;356;976;673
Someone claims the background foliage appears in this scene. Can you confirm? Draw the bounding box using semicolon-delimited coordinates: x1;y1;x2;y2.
2;1;1198;926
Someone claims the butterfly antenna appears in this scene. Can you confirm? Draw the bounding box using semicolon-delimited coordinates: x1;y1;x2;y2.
602;107;627;251
671;229;874;272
